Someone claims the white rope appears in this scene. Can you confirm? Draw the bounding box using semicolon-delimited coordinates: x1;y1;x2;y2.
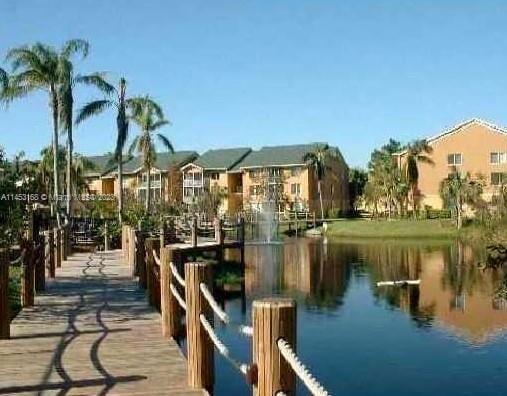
152;249;160;266
170;262;185;288
199;283;252;336
199;314;250;376
170;283;187;311
10;256;23;265
277;338;330;396
200;283;229;322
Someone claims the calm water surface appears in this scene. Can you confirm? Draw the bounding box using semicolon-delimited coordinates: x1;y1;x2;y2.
211;238;507;396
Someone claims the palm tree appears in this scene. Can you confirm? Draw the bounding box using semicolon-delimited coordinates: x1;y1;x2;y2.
57;39;90;217
4;41;87;225
403;139;434;215
128;96;173;211
439;170;484;229
0;68;7;94
304;144;330;219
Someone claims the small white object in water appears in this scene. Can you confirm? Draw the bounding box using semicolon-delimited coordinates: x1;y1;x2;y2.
376;280;421;287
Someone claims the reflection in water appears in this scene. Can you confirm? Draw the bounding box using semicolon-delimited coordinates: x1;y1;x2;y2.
217;238;507;396
238;238;507;344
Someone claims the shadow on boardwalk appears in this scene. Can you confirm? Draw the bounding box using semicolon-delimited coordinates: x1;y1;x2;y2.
0;250;202;396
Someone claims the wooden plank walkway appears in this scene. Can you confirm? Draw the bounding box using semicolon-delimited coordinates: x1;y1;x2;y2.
0;250;203;396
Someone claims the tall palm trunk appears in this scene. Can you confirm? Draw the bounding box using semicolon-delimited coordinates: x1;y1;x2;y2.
66;123;73;217
146;167;151;211
50;86;61;226
118;161;123;223
317;180;324;219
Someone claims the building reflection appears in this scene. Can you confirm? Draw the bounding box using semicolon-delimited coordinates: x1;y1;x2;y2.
239;238;507;344
355;240;507;344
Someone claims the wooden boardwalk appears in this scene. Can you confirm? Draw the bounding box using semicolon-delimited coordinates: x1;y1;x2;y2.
0;250;203;396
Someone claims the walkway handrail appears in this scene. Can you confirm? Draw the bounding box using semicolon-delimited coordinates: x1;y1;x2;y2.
277;338;330;396
170;283;187;311
199;282;253;337
152;249;161;266
170;262;185;288
199;313;251;376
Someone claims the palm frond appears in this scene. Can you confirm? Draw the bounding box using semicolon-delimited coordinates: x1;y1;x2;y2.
76;73;115;95
128;136;140;157
61;39;89;59
75;100;112;125
0;68;7;91
151;119;170;130
157;133;174;153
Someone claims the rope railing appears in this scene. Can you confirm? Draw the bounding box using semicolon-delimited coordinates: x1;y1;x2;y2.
152;249;161;266
170;262;185;288
199;314;250;377
170;283;187;311
199;282;253;337
277;338;330;396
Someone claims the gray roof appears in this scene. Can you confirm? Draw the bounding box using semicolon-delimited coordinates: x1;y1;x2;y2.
236;143;335;169
193;147;251;170
85;151;198;177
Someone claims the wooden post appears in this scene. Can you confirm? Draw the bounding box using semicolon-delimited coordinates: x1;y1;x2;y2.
160;247;182;339
191;216;198;247
21;242;35;307
214;217;221;244
145;238;160;306
0;249;10;339
160;220;167;248
54;228;61;268
35;241;45;292
129;227;136;277
61;226;67;261
104;221;109;251
185;261;214;391
137;232;147;289
253;298;297;396
46;230;55;278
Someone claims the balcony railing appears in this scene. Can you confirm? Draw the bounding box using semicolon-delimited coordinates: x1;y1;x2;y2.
183;179;204;188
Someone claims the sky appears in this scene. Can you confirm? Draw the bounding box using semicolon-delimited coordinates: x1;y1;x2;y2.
1;0;507;168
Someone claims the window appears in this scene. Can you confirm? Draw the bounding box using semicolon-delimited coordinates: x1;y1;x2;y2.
209;172;220;180
491;152;507;165
290;183;301;196
249;185;260;196
447;153;462;166
491;172;506;186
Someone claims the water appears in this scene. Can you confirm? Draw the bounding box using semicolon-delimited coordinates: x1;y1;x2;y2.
212;238;507;396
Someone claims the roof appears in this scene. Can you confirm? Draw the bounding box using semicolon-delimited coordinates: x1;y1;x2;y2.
395;118;507;156
193;147;251;170
85;151;198;177
236;143;339;169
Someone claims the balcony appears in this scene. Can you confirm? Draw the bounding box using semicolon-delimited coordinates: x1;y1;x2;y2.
183;179;204;188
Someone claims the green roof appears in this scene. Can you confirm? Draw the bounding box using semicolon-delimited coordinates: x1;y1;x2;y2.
85;151;198;177
194;147;251;170
236;143;335;169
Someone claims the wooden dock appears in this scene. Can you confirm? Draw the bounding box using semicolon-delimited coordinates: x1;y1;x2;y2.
0;250;203;396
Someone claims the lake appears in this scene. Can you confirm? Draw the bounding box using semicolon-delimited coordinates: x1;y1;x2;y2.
210;238;507;396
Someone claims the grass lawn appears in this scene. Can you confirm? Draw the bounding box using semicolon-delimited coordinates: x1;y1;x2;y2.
325;218;459;239
9;266;22;319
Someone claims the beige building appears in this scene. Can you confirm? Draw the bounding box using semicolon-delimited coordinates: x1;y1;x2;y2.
238;143;350;216
84;151;198;204
180;148;251;214
396;118;507;209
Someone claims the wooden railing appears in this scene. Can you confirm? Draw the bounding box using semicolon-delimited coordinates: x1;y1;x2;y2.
0;208;72;340
129;232;329;396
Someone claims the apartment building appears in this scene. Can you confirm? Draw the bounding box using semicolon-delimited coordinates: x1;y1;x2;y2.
85;151;198;203
180;148;251;214
238;143;349;215
395;118;507;209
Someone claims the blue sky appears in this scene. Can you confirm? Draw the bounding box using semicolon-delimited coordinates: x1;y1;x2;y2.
1;0;507;167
